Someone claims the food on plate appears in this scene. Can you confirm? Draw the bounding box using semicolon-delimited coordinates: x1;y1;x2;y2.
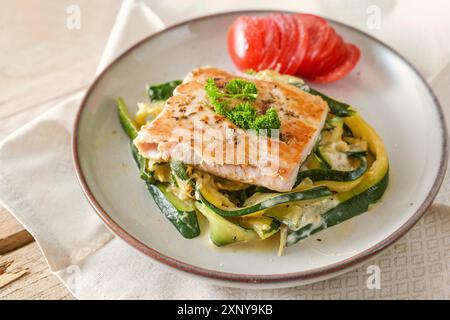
227;13;361;83
117;67;388;254
134;67;328;192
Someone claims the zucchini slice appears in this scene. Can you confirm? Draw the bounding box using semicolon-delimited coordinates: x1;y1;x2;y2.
294;154;367;186
265;196;338;233
264;205;303;230
337;114;389;202
290;111;368;189
286;114;389;246
118;98;200;239
310;179;363;193
239;217;280;239
314;114;368;175
286;172;388;246
169;161;195;200
148;183;200;239
118;98;154;183
153;163;171;183
148;80;182;101
302;152;328;170
197;185;332;217
170;161;190;181
117;97;138;139
195;202;258;246
131;143;154;183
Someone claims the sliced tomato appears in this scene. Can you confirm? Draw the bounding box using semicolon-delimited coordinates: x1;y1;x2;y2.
295;14;329;75
309;44;361;83
227;16;265;71
310;34;347;77
270;13;292;73
284;14;308;75
280;14;298;74
311;27;338;70
254;16;281;70
227;13;361;82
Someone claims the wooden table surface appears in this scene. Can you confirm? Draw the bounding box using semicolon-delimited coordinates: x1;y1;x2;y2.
0;0;122;299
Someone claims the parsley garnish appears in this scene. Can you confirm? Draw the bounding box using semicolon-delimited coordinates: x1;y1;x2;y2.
204;78;281;134
251;107;281;131
226;102;257;129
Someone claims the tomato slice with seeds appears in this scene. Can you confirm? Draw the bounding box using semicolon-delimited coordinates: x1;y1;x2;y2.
309;44;361;83
227;16;265;71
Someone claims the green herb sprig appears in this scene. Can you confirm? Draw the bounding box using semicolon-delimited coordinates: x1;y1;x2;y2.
205;78;281;134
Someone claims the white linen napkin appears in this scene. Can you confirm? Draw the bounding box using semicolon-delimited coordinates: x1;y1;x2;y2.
1;0;450;299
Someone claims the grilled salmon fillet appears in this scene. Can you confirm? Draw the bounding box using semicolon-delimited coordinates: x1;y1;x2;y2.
134;67;328;192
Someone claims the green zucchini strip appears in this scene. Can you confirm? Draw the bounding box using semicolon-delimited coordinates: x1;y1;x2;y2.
117;97;139;139
240;217;280;240
287;113;389;246
117;98;200;239
286;171;388;246
195;202;258;246
118;97;153;183
294;154;367;186
170;161;190;182
148;80;182;101
130;143;154;183
197;186;332;217
293;84;354;117
147;183;200;239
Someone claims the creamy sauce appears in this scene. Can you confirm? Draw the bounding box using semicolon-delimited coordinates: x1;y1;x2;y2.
297;197;339;230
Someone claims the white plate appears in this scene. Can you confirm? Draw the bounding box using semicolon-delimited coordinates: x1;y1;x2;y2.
73;11;448;288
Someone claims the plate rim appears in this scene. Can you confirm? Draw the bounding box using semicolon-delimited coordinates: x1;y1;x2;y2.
72;10;449;284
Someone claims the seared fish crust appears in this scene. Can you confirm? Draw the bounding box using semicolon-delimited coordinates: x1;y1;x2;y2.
134;67;328;192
